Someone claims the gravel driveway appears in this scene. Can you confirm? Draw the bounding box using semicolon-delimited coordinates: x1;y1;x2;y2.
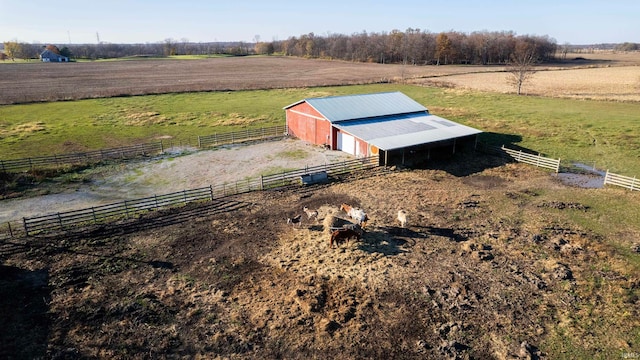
1;139;355;223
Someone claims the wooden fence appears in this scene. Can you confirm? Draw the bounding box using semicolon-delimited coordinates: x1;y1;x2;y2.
198;125;287;148
604;171;638;191
478;143;560;172
0;142;164;173
0;125;287;173
9;156;378;237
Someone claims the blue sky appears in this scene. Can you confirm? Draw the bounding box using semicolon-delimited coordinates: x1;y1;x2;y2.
1;0;637;45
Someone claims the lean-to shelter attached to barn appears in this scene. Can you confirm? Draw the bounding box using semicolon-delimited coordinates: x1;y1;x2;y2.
284;91;482;166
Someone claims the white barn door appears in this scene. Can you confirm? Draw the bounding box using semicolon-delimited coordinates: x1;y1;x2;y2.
337;132;355;155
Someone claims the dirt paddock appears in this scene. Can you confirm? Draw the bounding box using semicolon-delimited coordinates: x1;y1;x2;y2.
2;146;638;359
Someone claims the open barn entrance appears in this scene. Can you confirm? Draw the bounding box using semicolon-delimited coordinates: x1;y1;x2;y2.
378;135;478;168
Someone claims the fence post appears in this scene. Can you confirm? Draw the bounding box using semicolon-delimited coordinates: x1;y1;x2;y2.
260;175;264;190
198;136;202;149
604;170;609;186
632;177;637;191
23;218;29;237
57;213;64;231
7;222;13;238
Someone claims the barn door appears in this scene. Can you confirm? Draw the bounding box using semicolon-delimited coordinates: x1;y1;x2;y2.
337;132;355;155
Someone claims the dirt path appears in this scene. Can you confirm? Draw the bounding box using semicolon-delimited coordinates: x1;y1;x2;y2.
0;139;354;223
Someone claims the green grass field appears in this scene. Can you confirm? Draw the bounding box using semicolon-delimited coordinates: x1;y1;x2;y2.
1;84;639;175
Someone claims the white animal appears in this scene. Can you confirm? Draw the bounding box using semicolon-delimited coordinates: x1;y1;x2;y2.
397;210;408;228
302;206;319;221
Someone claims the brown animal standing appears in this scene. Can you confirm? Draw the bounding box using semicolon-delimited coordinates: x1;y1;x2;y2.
329;228;362;249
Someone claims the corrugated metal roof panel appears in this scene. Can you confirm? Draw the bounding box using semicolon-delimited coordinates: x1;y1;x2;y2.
285;91;428;122
334;113;482;150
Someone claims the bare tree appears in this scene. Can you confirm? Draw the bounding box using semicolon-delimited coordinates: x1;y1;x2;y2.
506;40;538;95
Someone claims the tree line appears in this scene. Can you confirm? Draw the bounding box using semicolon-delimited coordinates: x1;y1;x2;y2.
257;29;558;65
1;39;252;60
4;29;595;66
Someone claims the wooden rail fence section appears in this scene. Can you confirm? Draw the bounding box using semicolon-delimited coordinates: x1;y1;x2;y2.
0;126;287;173
478;143;560;172
604;171;638;191
0;142;164;172
6;156;377;237
198;125;287;148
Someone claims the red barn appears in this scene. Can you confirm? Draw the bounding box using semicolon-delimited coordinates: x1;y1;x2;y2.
284;91;482;166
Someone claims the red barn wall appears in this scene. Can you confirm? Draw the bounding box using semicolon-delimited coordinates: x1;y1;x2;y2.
286;102;332;147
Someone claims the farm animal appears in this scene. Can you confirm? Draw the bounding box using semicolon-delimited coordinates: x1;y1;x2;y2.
397;210;408;228
287;214;302;227
302;206;319;221
340;203;369;229
329;228;362;249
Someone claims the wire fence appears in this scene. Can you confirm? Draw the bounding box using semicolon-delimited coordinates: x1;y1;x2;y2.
2;156;378;238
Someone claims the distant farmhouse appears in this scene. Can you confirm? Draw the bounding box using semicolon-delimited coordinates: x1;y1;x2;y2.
40;49;69;62
284;91;482;166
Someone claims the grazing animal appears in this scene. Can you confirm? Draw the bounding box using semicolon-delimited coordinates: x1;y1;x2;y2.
340;203;369;229
329;228;362;249
397;210;408;228
287;214;302;227
302;206;319;221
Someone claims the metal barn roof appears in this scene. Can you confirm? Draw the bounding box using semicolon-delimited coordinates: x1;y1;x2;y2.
284;91;428;122
333;112;482;151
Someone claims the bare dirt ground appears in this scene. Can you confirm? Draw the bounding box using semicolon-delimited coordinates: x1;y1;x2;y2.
0;138;354;223
2;148;639;359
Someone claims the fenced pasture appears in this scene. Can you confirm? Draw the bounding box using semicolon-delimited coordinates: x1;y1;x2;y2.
6;156;377;237
0;126;287;173
0;142;163;172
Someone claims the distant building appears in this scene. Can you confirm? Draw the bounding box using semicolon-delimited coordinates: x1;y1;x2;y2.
284;91;482;166
40;49;69;62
